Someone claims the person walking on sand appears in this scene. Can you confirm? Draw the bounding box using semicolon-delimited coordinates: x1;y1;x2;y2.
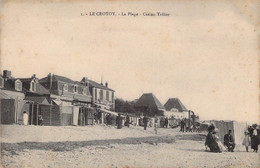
125;115;130;127
23;111;28;126
242;130;251;152
224;130;235;152
143;116;148;130
164;117;169;128
116;113;122;129
154;117;159;134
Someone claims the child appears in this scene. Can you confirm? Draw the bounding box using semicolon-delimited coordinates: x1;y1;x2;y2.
242;130;251;152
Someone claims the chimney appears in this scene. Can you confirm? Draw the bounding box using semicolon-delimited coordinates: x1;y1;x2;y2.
82;77;89;87
105;81;108;87
48;73;53;90
3;70;12;79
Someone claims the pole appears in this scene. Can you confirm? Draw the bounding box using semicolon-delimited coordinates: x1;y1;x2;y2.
36;104;39;125
31;103;34;125
49;73;52;126
15;97;18;124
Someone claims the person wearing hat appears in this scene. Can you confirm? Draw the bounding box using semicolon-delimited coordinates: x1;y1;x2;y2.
212;128;225;152
251;124;259;152
242;130;251;152
224;130;235;152
205;125;221;153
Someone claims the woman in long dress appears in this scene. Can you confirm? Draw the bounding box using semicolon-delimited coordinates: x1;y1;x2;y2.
251;124;258;153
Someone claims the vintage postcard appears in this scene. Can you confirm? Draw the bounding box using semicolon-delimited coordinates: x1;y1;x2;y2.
0;0;259;167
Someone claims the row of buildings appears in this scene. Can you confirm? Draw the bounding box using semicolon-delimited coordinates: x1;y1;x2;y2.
133;93;199;127
0;70;198;127
0;70;115;126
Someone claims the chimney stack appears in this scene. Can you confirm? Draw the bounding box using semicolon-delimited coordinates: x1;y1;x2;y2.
3;70;12;79
105;81;108;87
82;77;89;87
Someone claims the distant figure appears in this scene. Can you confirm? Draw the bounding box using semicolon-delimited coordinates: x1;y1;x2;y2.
38;115;43;126
164;117;168;128
242;130;251;152
23;111;28;126
184;119;189;132
154;117;159;134
180;119;185;132
251;124;258;153
224;130;235;152
160;117;164;128
143;116;149;130
116;114;122;129
125;115;130;127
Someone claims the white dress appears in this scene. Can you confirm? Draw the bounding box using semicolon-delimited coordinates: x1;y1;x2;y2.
23;113;28;125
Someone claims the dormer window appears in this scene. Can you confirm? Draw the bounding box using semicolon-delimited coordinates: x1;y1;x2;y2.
82;88;87;95
0;77;3;88
15;80;22;91
63;84;68;91
31;81;36;92
74;85;78;93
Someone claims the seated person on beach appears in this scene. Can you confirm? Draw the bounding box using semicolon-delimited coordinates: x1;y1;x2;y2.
212;129;225;152
224;130;235;152
205;124;221;153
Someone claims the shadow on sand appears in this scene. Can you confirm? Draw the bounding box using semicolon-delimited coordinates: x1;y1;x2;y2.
1;135;176;155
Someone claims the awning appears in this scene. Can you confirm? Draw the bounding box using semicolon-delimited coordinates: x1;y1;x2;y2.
94;103;110;109
52;100;72;106
100;109;118;116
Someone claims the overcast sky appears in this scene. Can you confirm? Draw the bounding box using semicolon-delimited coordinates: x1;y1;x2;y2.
1;0;259;123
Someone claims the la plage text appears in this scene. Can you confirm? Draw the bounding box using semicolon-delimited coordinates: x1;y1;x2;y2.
80;12;170;17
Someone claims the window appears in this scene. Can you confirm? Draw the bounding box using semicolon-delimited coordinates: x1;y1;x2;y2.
15;80;22;91
63;84;68;91
74;85;78;93
94;88;97;101
112;92;114;102
0;77;3;88
31;81;36;92
106;91;109;101
82;88;87;95
100;90;103;100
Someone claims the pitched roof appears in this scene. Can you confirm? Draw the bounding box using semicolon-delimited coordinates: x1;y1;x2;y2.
53;75;75;84
20;78;50;95
87;79;114;91
135;93;165;110
164;98;188;112
39;74;76;84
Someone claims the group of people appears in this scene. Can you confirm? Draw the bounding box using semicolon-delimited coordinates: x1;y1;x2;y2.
205;123;260;153
22;111;43;126
243;124;259;152
205;124;235;153
180;118;199;132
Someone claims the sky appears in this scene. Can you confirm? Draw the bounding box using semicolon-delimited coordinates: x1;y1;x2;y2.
0;0;259;123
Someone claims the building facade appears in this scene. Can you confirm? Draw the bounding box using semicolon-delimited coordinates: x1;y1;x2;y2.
0;70;25;124
81;77;115;111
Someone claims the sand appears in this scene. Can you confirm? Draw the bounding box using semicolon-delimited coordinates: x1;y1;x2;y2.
1;125;259;168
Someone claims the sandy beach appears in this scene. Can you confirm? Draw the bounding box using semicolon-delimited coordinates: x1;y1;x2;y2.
1;125;259;168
